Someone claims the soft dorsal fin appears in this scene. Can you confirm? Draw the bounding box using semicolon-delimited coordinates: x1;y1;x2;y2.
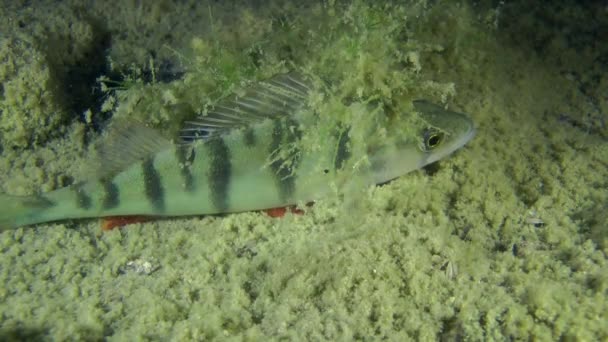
180;72;311;142
93;119;172;179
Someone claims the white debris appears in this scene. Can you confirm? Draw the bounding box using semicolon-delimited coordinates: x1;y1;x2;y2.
525;210;545;227
123;258;160;275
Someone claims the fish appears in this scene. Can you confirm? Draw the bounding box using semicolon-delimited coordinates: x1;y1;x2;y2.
0;72;475;230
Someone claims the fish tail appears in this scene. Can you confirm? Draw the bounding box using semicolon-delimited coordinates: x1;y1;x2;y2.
0;193;55;230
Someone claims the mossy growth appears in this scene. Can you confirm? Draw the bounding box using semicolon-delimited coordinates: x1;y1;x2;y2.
0;38;68;149
0;3;108;150
98;0;456;142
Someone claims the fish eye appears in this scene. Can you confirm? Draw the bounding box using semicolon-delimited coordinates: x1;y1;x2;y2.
423;129;444;151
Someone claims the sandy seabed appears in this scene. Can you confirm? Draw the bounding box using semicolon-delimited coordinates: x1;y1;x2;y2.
0;0;606;340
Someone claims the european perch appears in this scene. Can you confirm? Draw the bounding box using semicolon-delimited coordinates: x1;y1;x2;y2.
0;73;475;230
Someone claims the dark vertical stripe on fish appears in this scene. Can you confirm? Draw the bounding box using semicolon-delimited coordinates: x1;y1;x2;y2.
268;118;302;202
207;137;231;212
101;180;120;209
243;127;256;147
334;125;351;171
73;182;92;210
142;158;165;212
175;145;195;192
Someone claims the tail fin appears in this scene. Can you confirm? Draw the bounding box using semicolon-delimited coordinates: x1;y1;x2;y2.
0;193;55;230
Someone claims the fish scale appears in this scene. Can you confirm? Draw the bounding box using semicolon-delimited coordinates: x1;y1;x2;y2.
0;73;475;229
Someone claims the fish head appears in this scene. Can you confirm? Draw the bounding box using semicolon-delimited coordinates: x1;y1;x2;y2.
368;100;475;184
411;100;476;165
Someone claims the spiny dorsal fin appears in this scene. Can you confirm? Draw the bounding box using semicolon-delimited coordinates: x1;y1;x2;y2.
180;72;311;142
93;119;172;179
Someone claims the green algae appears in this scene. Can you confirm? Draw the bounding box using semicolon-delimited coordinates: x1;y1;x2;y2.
0;37;68;149
0;3;108;149
0;0;607;340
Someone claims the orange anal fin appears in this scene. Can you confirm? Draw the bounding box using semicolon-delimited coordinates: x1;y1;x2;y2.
263;207;289;218
101;215;152;231
263;203;313;218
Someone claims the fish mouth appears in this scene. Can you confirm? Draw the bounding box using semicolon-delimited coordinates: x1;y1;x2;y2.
455;125;476;151
446;124;476;156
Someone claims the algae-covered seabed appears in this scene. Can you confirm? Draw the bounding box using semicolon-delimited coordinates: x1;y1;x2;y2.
0;0;607;340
